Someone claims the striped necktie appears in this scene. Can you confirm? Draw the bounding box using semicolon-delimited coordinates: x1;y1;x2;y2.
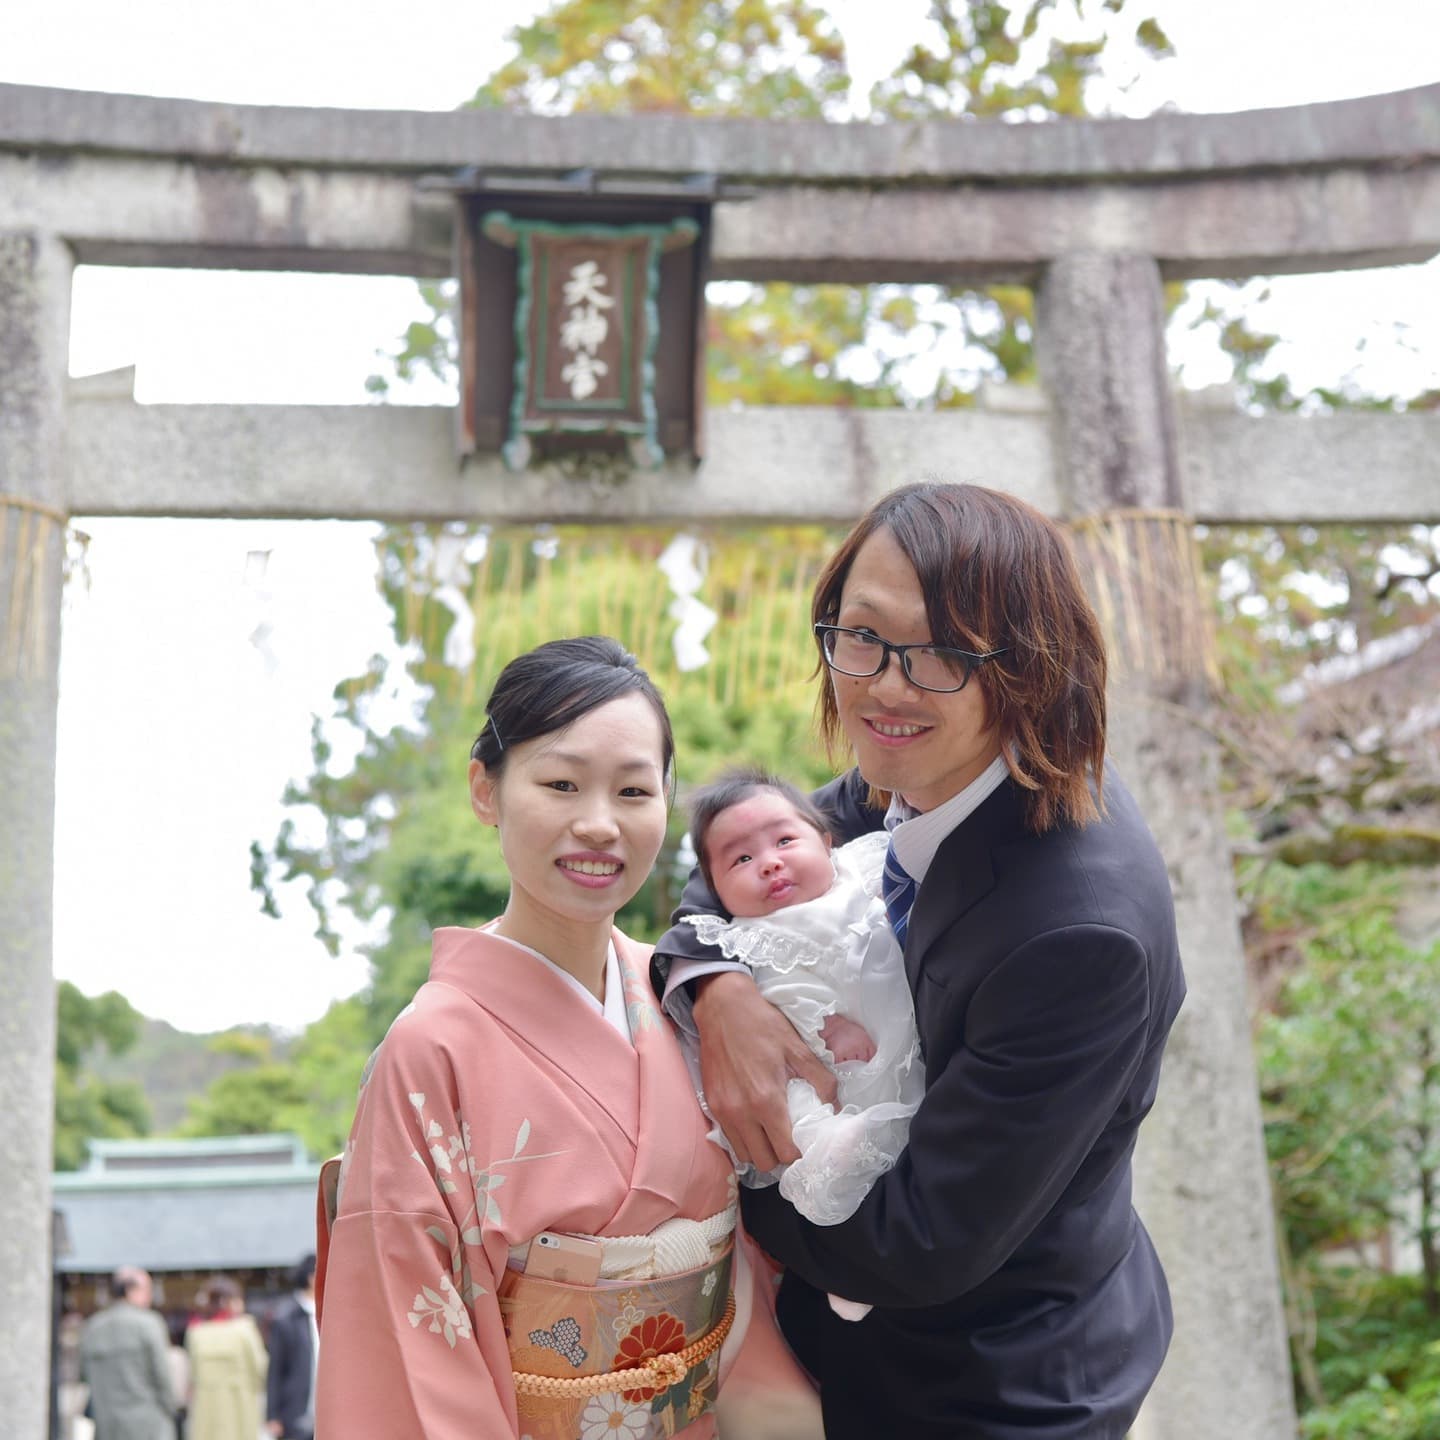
882;838;918;948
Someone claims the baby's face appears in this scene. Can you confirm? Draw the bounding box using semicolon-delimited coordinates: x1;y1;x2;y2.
706;791;834;918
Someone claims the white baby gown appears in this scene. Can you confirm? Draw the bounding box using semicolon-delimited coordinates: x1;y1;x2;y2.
684;829;925;1226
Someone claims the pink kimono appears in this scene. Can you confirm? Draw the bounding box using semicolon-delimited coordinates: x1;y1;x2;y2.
315;925;810;1439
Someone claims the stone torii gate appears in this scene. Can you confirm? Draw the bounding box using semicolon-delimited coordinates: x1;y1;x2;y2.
4;79;1439;1439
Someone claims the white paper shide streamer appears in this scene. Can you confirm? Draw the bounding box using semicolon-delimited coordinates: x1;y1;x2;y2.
243;549;279;675
428;530;491;673
657;534;716;672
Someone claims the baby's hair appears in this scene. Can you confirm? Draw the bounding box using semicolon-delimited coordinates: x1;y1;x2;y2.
689;766;831;896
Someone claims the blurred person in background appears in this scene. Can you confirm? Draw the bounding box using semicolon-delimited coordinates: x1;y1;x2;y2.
264;1255;317;1439
79;1267;178;1440
164;1312;191;1438
185;1277;266;1440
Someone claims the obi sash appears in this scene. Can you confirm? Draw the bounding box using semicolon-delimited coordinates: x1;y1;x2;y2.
499;1243;734;1440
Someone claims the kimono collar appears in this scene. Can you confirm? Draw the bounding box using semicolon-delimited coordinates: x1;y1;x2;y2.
427;925;700;1225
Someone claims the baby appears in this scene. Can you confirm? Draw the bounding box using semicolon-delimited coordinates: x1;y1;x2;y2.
682;767;925;1231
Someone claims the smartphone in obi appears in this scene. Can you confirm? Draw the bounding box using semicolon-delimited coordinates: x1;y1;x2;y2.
525;1232;603;1285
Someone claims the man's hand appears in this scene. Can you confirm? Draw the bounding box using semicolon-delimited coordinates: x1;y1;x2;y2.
693;971;839;1173
264;1424;284;1438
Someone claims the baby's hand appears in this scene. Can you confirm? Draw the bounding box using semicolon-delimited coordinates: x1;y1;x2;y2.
819;1013;876;1065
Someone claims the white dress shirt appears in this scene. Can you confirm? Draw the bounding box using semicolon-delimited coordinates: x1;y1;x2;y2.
883;753;1011;884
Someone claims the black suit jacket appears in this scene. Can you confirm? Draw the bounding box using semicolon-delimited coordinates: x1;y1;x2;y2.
654;765;1186;1439
265;1296;314;1438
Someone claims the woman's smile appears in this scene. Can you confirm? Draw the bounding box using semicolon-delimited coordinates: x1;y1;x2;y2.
556;852;624;886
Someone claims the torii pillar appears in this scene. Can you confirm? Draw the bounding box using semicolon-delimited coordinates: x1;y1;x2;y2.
1039;251;1298;1438
0;230;71;1440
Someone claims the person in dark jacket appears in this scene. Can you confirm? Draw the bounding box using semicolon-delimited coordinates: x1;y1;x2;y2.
655;481;1186;1439
264;1255;317;1440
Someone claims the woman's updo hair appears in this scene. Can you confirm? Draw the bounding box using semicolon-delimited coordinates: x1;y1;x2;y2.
204;1275;243;1317
470;636;675;793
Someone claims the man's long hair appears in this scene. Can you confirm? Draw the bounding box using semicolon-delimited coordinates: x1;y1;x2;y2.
811;481;1108;834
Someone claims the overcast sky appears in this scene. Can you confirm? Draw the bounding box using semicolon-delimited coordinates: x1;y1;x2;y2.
6;0;1436;1032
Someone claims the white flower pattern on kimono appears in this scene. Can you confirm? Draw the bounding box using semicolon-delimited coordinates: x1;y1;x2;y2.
403;1098;571;1343
408;1273;472;1348
578;1392;650;1439
611;1303;645;1343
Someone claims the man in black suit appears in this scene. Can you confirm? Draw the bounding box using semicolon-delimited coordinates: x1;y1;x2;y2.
264;1255;317;1440
656;481;1186;1439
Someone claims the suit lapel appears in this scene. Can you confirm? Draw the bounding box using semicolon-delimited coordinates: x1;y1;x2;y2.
903;780;1022;989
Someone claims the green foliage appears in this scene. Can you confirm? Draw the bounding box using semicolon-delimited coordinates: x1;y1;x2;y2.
707;283;914;408
177;999;370;1159
1297;1274;1440;1438
472;0;850;118
54;982;150;1171
56;981;141;1070
53;1069;150;1174
868;0;1144;121
1202;521;1440;696
366;283;458;400
178;1055;304;1138
1255;867;1411;1260
1200;515;1439;882
1179;284;1422;417
1248;855;1440;1410
663;0;1165;408
86;1014;290;1133
1133;16;1174;58
287;997;374;1156
1211;520;1440;1411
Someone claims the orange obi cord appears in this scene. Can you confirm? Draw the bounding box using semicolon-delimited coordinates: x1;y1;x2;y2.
500;1242;733;1438
512;1292;735;1400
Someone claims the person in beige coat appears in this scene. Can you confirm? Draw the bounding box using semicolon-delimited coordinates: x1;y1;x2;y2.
185;1277;267;1440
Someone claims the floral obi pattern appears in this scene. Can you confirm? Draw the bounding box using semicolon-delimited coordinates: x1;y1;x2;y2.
499;1243;733;1439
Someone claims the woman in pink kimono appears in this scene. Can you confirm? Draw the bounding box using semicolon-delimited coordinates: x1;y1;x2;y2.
315;636;817;1440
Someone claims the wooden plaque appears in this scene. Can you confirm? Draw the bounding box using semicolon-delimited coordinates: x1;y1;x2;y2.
459;195;709;470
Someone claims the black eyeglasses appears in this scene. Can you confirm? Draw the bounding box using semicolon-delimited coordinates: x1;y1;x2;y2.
814;624;1006;694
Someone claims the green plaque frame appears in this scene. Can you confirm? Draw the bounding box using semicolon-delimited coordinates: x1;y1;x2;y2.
481;213;700;470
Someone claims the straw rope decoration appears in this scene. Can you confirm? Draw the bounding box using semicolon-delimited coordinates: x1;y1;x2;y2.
1;492;72;680
511;1292;736;1402
725;543;759;708
1066;508;1221;692
634;540;663;689
460;532;494;710
753;540;781;699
